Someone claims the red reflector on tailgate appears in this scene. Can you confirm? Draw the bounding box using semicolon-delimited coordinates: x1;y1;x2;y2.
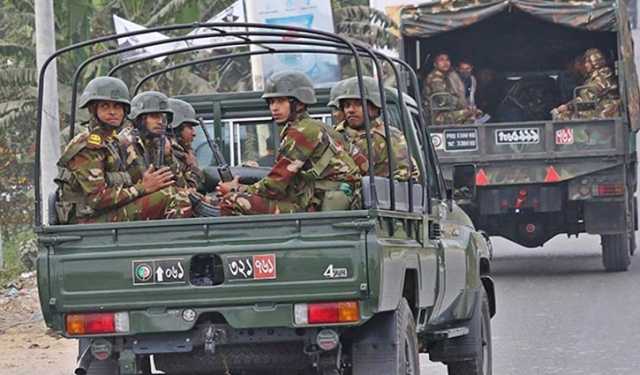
544;166;561;183
476;169;489;186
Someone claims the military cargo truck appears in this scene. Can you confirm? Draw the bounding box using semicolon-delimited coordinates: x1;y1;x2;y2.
401;0;638;271
35;24;495;374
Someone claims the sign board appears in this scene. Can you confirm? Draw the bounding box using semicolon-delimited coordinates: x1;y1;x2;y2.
495;128;541;145
245;0;341;89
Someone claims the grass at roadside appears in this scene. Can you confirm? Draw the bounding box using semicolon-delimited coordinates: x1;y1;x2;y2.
0;229;35;286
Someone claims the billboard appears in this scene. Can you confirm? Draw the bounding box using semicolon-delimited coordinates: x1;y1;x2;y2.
245;0;341;89
187;0;247;48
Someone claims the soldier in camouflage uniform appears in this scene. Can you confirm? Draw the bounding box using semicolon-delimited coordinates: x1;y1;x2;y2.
167;98;204;191
328;80;346;124
552;48;620;120
119;91;189;188
334;76;416;181
218;71;362;215
55;77;192;224
423;53;480;125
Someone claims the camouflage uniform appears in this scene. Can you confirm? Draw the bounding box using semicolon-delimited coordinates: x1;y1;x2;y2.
55;78;191;223
555;48;620;120
335;76;416;181
221;71;362;215
120;92;189;188
335;118;413;181
423;69;475;125
168;98;204;191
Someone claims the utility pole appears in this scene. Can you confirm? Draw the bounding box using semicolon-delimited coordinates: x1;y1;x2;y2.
35;0;60;226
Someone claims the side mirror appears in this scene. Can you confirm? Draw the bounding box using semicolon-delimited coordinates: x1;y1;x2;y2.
452;164;477;202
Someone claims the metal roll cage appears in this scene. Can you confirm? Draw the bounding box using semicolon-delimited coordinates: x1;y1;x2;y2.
35;22;433;227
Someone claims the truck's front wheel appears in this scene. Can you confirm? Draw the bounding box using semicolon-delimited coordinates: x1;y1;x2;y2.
350;298;419;375
446;290;492;375
601;233;631;272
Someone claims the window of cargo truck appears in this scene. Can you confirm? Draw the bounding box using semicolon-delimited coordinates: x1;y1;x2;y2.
194;115;332;169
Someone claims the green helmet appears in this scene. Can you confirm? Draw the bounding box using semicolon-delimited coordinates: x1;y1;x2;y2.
262;71;317;104
335;76;383;109
328;80;346;109
168;98;199;129
128;91;173;121
78;76;130;111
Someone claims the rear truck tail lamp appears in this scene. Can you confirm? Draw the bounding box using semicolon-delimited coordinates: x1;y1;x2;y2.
594;183;624;197
294;301;360;325
66;312;129;335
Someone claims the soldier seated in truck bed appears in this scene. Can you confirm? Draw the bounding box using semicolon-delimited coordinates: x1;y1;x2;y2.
217;71;362;215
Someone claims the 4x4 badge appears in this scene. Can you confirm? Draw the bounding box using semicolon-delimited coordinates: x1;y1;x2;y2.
323;264;348;279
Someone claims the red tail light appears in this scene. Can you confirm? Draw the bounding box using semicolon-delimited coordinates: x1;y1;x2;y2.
294;301;360;325
66;312;129;335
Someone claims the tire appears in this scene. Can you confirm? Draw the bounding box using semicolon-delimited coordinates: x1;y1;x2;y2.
77;339;119;375
601;234;631;272
447;290;492;375
351;298;420;375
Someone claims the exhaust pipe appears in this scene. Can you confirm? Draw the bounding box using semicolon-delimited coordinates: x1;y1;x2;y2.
74;343;93;375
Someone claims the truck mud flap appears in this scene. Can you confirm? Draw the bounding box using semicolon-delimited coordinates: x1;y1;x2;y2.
584;200;626;234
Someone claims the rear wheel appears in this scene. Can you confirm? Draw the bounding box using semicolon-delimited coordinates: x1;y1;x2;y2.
601;234;631;272
447;290;492;375
351;298;419;375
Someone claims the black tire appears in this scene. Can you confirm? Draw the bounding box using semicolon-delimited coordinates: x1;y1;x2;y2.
447;290;492;375
601;234;631;272
351;298;419;375
77;339;119;375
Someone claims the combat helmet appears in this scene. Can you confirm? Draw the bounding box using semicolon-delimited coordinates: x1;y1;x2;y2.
128;91;173;122
262;71;317;104
335;76;383;109
168;98;199;130
584;48;607;70
327;80;346;109
78;76;130;111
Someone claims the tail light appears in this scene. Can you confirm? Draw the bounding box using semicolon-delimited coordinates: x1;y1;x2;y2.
594;183;624;197
65;312;129;335
294;301;360;325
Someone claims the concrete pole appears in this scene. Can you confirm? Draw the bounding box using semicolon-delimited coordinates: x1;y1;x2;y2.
35;0;60;226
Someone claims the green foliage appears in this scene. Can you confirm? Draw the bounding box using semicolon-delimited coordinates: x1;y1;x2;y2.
0;228;34;285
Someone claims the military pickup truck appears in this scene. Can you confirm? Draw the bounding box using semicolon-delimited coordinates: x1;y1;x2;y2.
35;24;495;374
401;0;638;271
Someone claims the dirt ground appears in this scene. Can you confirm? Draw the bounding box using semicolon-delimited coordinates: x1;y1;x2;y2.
0;274;76;375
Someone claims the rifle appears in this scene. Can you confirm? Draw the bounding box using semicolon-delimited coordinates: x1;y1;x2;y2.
156;127;166;168
198;117;233;182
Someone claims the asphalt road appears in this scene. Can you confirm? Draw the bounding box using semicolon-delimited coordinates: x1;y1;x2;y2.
420;233;640;375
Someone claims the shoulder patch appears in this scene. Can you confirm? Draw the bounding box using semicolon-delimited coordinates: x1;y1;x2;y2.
88;133;102;145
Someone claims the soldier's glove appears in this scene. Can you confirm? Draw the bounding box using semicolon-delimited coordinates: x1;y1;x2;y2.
189;193;220;217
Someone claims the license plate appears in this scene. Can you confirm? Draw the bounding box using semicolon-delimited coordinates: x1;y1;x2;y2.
226;254;277;280
443;128;478;151
132;258;187;285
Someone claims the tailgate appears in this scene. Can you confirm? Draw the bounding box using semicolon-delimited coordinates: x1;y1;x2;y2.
429;118;626;185
40;212;370;321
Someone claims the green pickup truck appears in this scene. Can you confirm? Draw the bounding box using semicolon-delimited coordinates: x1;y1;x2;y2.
35;24;495;375
401;0;639;271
